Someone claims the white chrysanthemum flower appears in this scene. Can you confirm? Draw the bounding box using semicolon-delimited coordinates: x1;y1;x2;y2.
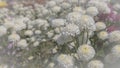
0;26;7;36
88;1;110;14
55;34;73;45
46;1;56;8
56;54;74;68
113;3;120;11
95;22;106;31
111;45;120;57
88;60;104;68
34;19;49;30
62;23;80;36
47;62;55;68
66;12;81;24
77;44;95;61
51;19;66;28
79;15;96;31
97;31;108;40
35;30;41;35
104;53;119;64
54;0;64;4
8;33;20;41
73;7;85;14
4;19;14;29
24;30;33;36
33;41;39;47
108;30;120;43
47;31;54;38
60;2;71;9
68;0;78;5
17;39;28;48
51;6;61;13
86;7;99;16
13;22;26;31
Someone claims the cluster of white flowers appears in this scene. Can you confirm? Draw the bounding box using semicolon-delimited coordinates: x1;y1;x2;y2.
0;0;120;68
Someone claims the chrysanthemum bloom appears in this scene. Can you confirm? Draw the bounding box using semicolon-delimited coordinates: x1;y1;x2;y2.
95;22;106;31
97;31;108;40
8;33;20;42
86;7;99;17
79;15;96;31
88;60;104;68
66;12;81;24
62;23;80;36
17;39;28;48
51;19;66;28
104;53;119;64
111;45;120;57
77;44;95;61
0;26;7;37
108;30;120;43
56;54;74;68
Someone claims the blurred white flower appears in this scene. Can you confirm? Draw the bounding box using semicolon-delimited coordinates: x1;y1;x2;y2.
95;22;106;31
17;39;28;48
66;12;81;24
8;33;20;41
104;53;119;64
51;19;66;28
79;15;96;31
56;54;74;68
88;60;104;68
60;2;71;10
0;26;7;37
51;6;61;13
73;7;85;14
111;45;120;57
77;44;95;61
108;30;120;43
86;7;99;16
97;31;108;40
62;23;80;36
46;1;56;8
113;3;120;11
24;30;33;36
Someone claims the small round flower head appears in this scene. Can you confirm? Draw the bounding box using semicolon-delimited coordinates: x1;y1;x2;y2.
104;53;119;64
79;15;96;31
46;1;56;8
35;30;41;35
86;7;99;16
4;20;14;29
111;45;120;57
62;23;80;36
60;2;71;10
113;3;120;11
66;12;81;24
24;30;33;36
51;6;61;13
51;19;66;28
47;62;55;68
108;30;120;43
0;26;7;37
56;54;74;68
73;7;85;14
95;22;106;31
17;39;28;48
47;31;54;38
8;33;20;41
33;41;39;47
88;60;104;68
77;44;95;61
68;0;78;5
97;31;108;40
13;22;26;31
